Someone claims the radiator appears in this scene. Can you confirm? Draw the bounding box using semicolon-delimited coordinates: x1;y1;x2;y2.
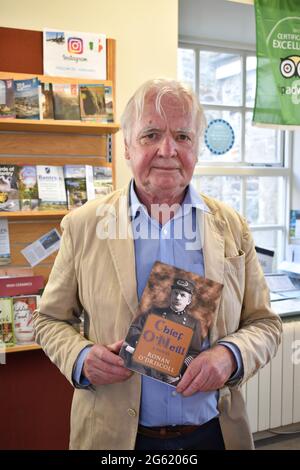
242;320;300;433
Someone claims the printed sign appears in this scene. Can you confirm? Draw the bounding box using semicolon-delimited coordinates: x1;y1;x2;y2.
43;28;106;80
204;119;235;155
254;0;300;127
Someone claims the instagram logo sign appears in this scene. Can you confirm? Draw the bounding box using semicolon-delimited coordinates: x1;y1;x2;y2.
68;37;83;54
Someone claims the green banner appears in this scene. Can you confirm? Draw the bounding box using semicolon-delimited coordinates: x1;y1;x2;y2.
254;0;300;128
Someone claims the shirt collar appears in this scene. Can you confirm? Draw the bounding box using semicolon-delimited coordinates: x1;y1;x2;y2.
129;179;211;220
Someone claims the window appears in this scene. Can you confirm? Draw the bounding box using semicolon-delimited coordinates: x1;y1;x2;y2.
178;44;291;269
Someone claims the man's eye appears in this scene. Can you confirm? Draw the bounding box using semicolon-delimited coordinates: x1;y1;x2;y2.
140;133;158;143
177;134;191;142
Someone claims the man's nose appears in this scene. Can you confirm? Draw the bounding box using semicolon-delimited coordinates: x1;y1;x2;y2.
157;134;178;157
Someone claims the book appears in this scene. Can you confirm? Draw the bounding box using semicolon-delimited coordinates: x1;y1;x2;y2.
104;85;114;123
0;275;44;297
52;83;80;120
13;295;40;344
0;78;15;118
14;77;40;120
119;261;223;386
18;165;39;211
0;165;20;212
39;82;54;119
0;267;34;278
79;84;106;121
93;166;113;197
64;165;95;209
0;218;11;266
0;297;15;346
36;165;67;210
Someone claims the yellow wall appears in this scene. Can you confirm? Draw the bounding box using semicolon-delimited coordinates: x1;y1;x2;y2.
0;0;178;188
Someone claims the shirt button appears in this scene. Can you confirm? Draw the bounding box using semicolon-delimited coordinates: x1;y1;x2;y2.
127;408;137;417
163;228;168;235
171;390;177;397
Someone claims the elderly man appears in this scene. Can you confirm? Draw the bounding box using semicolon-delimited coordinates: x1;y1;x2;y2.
34;79;282;450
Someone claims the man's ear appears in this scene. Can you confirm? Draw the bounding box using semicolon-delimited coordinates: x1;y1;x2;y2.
124;140;130;161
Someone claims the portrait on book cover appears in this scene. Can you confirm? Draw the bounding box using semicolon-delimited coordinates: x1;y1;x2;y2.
120;261;223;386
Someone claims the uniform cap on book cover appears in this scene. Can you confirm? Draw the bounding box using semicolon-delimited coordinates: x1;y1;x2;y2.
171;278;195;295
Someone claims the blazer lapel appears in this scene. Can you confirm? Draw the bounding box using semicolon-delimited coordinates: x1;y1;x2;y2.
198;210;225;343
107;187;139;318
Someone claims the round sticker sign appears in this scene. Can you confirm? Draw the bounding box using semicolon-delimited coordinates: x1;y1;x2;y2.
204;119;235;155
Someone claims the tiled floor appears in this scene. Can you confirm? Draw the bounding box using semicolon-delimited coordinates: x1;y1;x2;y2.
255;433;300;450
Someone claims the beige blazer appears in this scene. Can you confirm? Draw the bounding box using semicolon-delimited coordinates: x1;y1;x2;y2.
34;185;282;450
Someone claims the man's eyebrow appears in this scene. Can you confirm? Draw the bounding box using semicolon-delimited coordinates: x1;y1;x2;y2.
138;126;162;135
175;128;195;135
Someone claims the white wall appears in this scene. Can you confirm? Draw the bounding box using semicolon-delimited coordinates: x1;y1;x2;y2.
179;0;255;47
179;0;300;213
0;0;178;189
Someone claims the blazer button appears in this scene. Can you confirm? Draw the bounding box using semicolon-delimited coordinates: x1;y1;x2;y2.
127;408;137;417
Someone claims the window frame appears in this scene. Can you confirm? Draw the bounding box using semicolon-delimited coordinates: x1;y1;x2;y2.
178;40;293;265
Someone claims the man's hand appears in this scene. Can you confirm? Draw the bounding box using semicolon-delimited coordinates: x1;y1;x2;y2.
176;345;237;397
83;339;133;386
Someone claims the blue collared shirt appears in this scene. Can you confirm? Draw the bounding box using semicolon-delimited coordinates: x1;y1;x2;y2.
129;181;242;426
74;181;243;426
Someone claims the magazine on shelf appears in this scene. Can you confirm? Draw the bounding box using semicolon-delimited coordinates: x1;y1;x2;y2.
0;78;15;118
93;166;113;197
0;165;20;212
14;77;40;120
13;295;40;344
64;164;95;209
0;219;11;266
119;261;223;386
39;82;54;119
52;83;80;120
18;165;39;211
0;297;15;346
36;165;67;210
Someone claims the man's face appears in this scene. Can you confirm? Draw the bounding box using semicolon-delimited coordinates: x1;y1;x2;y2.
124;92;197;202
170;288;192;313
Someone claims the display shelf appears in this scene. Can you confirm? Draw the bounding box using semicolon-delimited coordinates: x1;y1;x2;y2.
0;210;68;221
5;343;42;353
0;118;119;135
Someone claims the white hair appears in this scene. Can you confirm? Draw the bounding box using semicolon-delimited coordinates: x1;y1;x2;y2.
120;78;206;152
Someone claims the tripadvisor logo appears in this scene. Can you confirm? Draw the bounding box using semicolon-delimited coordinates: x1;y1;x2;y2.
279;55;300;101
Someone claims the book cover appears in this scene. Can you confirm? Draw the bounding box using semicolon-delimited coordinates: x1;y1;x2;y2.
0;218;11;266
79;84;106;121
119;261;223;386
52;83;80;120
93;166;113;197
18;165;39;211
0;78;15;118
104;85;114;123
0;165;20;212
0;275;44;297
14;77;40;120
13;295;40;344
64;165;95;209
0;297;15;346
36;165;67;210
39;82;54;119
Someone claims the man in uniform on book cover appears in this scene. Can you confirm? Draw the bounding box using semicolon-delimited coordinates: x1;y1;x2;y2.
34;78;282;451
121;277;200;385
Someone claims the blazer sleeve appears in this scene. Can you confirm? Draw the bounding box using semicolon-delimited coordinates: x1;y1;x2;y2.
33;214;94;386
219;218;282;388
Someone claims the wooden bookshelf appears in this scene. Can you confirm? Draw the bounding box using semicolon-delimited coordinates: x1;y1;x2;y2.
0;118;119;135
0;210;69;221
5;343;42;354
